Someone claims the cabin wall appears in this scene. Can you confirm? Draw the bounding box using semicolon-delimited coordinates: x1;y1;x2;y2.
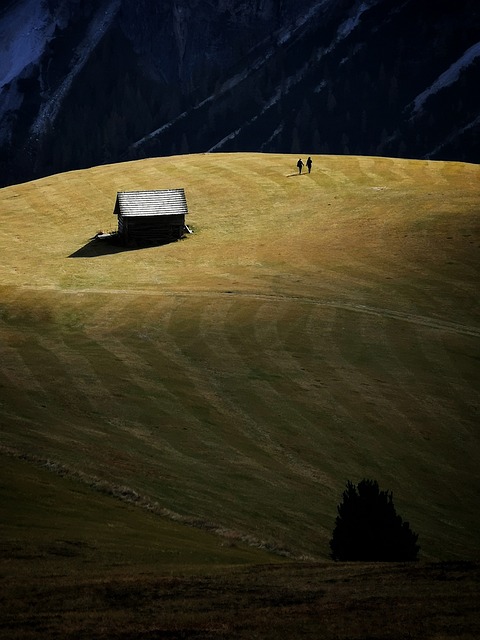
118;214;185;243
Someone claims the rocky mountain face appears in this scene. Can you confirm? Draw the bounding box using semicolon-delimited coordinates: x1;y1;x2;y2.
0;0;479;186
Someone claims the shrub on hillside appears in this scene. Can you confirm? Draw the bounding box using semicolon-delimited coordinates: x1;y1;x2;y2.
330;479;420;561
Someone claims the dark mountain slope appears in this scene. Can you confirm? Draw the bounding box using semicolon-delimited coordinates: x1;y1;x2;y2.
0;0;478;187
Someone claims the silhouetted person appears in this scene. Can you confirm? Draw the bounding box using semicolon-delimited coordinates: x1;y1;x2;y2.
306;157;312;173
297;158;304;174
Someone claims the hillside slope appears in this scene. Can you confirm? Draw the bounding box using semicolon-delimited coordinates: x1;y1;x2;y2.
0;152;479;563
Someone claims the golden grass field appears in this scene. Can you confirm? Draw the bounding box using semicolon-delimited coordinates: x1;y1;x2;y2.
0;152;479;637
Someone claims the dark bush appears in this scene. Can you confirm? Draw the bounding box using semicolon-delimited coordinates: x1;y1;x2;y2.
330;479;420;561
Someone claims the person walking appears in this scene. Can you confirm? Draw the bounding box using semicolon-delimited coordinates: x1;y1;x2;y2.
306;156;313;173
297;158;304;174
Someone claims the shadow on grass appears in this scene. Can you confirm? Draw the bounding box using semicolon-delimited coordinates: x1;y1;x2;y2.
69;237;125;258
68;234;183;258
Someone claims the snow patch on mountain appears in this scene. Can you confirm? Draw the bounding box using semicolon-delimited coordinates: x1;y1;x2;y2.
324;0;377;55
131;0;334;153
0;0;54;89
134;0;379;155
411;41;480;115
0;0;54;144
277;0;331;45
30;0;121;138
426;113;480;159
207;51;316;153
261;124;284;150
336;1;371;41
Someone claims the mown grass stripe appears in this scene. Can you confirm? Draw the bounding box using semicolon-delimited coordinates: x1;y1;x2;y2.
1;153;479;562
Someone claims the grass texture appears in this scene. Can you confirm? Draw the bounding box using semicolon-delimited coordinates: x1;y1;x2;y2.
1;151;479;638
0;152;479;569
0;154;480;559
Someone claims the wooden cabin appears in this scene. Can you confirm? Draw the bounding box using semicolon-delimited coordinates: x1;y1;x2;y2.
113;189;188;244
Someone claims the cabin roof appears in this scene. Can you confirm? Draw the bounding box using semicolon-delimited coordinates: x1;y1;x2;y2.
114;189;188;218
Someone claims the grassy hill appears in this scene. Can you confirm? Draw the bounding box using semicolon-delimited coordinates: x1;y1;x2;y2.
1;152;479;637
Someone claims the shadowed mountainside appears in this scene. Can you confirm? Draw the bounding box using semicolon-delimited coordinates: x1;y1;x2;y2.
0;0;479;187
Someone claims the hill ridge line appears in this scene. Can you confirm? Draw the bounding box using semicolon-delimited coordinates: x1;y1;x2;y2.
16;284;480;337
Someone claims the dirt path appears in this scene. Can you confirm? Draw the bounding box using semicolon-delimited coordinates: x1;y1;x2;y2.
16;284;480;338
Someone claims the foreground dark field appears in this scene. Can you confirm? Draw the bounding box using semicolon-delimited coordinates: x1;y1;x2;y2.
2;561;479;639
